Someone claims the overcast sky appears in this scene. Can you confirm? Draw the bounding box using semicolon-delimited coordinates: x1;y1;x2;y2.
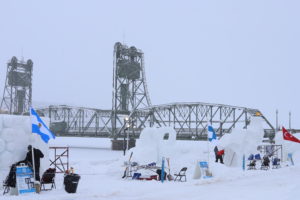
0;0;299;128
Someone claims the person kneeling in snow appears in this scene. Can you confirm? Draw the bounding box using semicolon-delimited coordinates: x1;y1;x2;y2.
216;149;225;164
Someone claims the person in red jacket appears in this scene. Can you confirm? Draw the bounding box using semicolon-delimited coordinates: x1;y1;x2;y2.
216;149;224;164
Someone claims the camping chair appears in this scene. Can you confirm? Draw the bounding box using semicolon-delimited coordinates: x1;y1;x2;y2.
247;160;256;170
2;163;18;195
2;176;10;195
174;167;187;182
254;154;261;161
247;154;256;170
248;154;254;161
272;158;281;169
260;156;270;170
41;168;56;191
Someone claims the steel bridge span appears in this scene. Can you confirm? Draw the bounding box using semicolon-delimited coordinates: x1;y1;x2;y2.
38;102;274;140
35;42;275;140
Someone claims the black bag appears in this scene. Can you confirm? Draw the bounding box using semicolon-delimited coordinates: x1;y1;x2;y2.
64;174;80;193
156;169;167;180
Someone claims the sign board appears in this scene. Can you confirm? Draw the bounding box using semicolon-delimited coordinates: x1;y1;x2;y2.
288;153;294;166
16;164;36;195
193;161;212;179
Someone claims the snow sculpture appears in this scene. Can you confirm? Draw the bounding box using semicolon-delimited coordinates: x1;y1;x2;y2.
129;127;176;165
0;114;50;183
218;117;265;167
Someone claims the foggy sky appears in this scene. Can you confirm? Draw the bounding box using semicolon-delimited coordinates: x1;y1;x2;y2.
0;0;299;128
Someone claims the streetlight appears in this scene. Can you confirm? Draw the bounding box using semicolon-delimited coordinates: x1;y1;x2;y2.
123;116;130;156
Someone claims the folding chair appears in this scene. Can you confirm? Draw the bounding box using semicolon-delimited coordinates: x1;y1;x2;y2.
41;168;56;191
247;160;256;170
272;158;281;169
254;154;261;161
2;176;10;195
174;167;187;182
247;154;256;170
3;163;17;195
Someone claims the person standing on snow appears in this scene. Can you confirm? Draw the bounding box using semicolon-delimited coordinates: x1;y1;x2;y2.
214;146;219;162
24;145;44;181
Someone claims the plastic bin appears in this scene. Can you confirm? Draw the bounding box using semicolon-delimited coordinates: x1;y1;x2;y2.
64;174;80;193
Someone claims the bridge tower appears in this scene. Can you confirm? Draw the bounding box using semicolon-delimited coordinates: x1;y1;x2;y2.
112;42;151;138
0;56;33;114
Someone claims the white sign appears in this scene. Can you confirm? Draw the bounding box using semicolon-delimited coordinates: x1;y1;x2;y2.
16;164;36;195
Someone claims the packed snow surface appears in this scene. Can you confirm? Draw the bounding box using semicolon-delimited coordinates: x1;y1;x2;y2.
0;135;299;200
0;115;300;200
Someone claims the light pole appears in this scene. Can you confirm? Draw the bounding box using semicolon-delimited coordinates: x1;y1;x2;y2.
126;120;130;152
123;116;130;156
123;126;126;156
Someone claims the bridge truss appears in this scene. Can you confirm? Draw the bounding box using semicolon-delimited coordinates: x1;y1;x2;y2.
38;102;274;140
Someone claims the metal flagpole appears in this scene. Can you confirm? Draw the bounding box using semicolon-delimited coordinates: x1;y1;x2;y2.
31;146;36;181
207;135;210;166
29;108;36;182
206;117;210;166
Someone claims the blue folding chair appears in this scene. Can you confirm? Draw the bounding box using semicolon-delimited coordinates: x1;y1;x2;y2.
248;154;254;160
254;154;261;160
272;158;281;169
132;173;141;180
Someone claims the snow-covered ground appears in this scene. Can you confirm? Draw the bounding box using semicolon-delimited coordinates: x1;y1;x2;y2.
1;136;300;200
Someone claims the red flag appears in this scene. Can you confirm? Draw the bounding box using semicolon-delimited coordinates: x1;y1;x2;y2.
282;127;300;143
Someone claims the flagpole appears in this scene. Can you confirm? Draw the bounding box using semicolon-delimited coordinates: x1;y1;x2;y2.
207;134;209;165
31;146;36;182
206;117;210;166
29;107;36;182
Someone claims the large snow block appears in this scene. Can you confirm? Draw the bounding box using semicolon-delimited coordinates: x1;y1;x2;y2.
0;114;50;184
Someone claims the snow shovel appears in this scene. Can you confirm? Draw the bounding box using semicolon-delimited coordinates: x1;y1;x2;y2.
166;158;174;181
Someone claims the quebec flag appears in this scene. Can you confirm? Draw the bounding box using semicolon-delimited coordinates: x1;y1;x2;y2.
30;107;55;143
207;125;217;142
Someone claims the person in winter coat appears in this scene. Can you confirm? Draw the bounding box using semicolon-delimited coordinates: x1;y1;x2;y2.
24;145;44;181
216;149;225;164
262;155;270;167
214;146;219;162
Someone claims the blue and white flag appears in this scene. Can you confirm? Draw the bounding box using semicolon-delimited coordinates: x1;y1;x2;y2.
30;107;55;143
207;125;217;142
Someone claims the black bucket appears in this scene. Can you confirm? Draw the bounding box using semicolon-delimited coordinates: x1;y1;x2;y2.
64;174;80;193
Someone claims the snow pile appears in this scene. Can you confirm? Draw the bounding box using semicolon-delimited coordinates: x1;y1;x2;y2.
0;114;50;183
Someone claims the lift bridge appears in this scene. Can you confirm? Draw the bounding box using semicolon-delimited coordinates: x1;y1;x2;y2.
35;42;275;140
